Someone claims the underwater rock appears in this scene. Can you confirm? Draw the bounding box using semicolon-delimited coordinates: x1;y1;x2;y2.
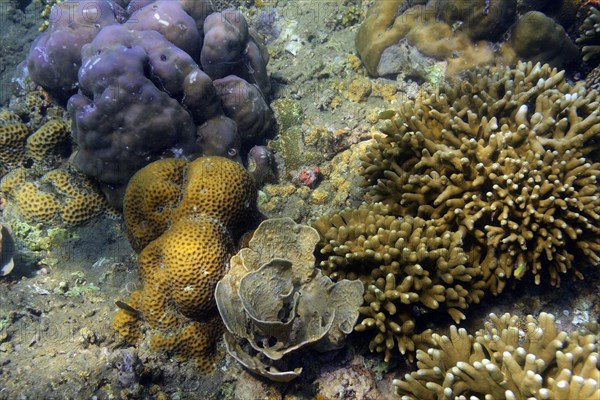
215;218;364;382
502;11;579;69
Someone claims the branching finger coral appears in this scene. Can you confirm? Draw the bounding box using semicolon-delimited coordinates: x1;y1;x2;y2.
394;312;600;400
361;61;600;294
577;6;600;64
314;203;485;362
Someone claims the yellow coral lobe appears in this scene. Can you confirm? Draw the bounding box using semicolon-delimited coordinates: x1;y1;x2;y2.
116;156;257;371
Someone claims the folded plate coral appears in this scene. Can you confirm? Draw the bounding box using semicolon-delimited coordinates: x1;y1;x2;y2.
394;312;600;400
361;61;600;294
215;218;364;382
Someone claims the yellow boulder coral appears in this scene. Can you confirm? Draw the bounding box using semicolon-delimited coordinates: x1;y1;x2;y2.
115;156;257;371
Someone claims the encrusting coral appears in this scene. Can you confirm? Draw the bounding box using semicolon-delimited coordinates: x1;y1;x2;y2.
215;217;364;382
394;312;600;400
114;156;258;372
0;165;108;225
360;61;600;295
0;101;109;226
314;203;485;362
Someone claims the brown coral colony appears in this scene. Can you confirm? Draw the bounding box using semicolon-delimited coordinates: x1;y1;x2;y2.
314;61;600;363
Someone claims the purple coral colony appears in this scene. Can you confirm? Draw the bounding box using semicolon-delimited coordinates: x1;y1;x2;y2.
28;0;273;207
0;0;598;398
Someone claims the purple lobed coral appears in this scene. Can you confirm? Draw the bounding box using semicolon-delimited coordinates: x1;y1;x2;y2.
26;0;274;208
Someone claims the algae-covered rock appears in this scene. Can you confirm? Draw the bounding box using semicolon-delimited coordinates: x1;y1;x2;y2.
215;218;364;382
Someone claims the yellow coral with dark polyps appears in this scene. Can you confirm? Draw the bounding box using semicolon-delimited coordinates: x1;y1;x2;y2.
0;165;108;224
26;119;70;163
361;62;600;294
0;111;30;175
114;156;257;371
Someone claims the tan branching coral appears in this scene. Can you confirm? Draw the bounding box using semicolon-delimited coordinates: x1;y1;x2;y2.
314;203;485;361
394;312;600;400
361;62;600;294
215;218;364;382
577;6;600;63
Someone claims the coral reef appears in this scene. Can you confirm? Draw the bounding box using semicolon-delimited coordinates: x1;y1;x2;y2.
394;312;600;400
201;10;271;95
114;156;257;371
215;218;364;381
360;62;600;295
26;119;70;164
355;1;496;78
314;203;485;362
0;111;30;175
67;24;215;208
0;94;106;226
27;0;122;96
213;75;273;141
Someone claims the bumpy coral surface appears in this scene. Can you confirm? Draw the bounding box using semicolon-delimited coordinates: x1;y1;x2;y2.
114;156;257;371
0;165;108;224
502;11;579;69
26;119;70;164
361;62;600;294
215;218;364;382
394;312;600;400
27;1;273;208
26;0;121;95
314;203;485;361
0;111;30;175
